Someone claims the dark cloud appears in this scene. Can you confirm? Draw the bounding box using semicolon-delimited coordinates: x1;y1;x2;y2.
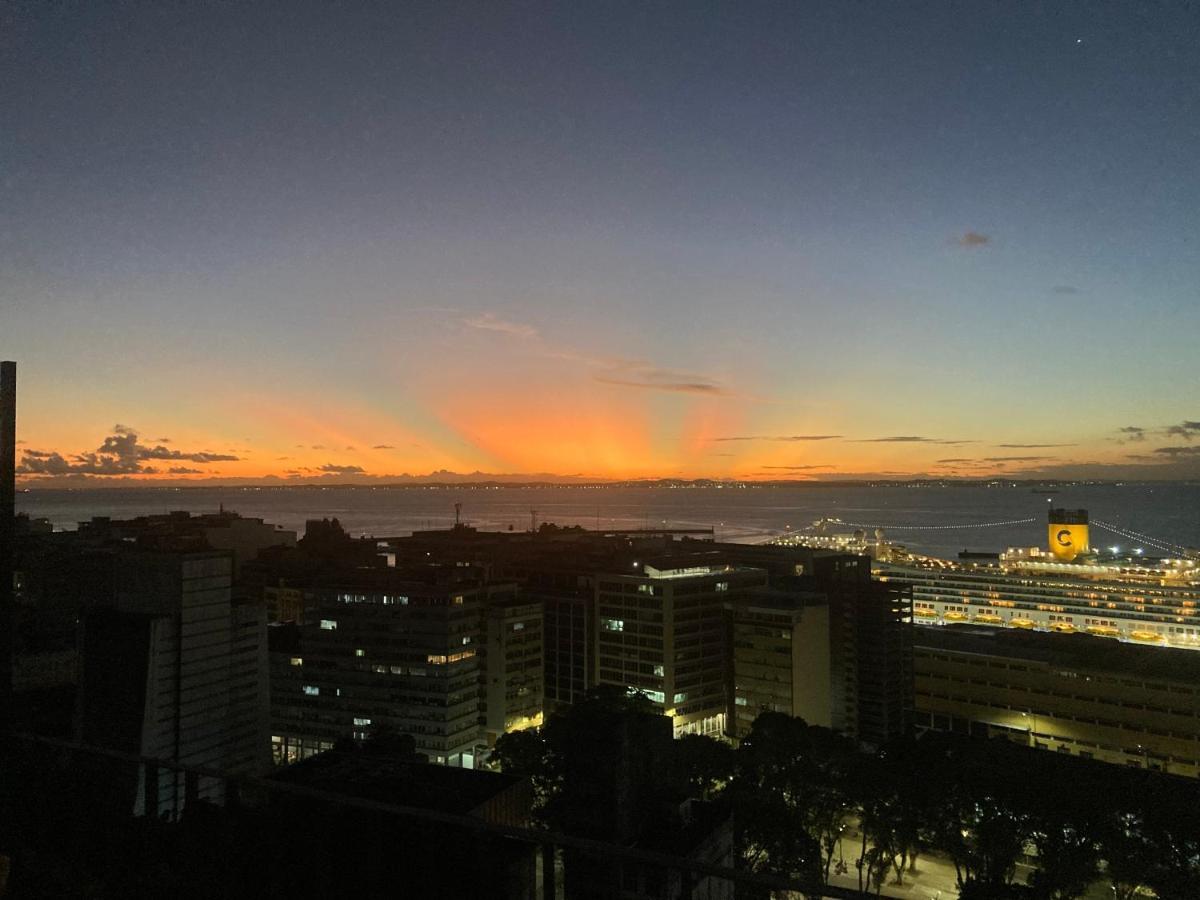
1154;446;1200;458
714;435;842;443
168;466;202;474
594;372;729;395
957;231;990;247
852;436;974;445
345;446;357;451
318;463;366;475
759;464;832;470
935;458;975;464
155;437;171;443
1118;426;1146;443
17;427;238;477
983;455;1052;462
311;444;326;450
995;443;1076;448
372;444;396;450
1166;421;1200;441
1051;285;1080;295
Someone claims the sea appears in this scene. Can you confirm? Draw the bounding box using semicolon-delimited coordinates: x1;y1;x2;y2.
14;482;1200;560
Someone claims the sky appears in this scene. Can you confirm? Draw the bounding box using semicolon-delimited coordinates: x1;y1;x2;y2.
3;1;1199;484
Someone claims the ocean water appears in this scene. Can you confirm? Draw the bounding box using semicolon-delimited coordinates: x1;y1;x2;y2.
15;483;1200;560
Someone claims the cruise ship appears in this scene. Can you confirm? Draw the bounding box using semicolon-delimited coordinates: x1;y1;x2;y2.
784;509;1200;649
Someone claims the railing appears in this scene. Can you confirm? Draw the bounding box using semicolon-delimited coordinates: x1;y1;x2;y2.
3;730;882;900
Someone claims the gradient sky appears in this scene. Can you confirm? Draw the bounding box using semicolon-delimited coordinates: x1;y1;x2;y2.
4;1;1199;483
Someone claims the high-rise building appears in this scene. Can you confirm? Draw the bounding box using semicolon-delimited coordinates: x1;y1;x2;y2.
77;548;269;816
482;585;544;743
593;561;769;738
728;588;831;736
269;575;485;767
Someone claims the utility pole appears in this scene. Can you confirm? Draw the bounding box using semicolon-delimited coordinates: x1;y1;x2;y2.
1;361;16;734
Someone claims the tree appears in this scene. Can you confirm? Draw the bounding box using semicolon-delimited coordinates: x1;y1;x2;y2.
670;733;734;800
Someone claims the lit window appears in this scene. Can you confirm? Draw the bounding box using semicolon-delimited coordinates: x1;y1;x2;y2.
715;582;729;592
512;622;525;631
290;657;303;666
302;685;319;696
653;665;664;677
452;595;464;606
355;648;365;657
645;690;665;703
353;717;372;726
320;619;338;630
674;692;688;703
735;696;748;706
602;618;624;632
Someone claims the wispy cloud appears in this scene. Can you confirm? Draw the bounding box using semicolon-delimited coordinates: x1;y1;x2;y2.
957;231;990;247
759;464;832;470
1117;426;1146;443
463;311;733;397
852;436;974;445
995;443;1076;448
714;434;842;443
983;455;1052;462
463;312;539;339
372;444;396;450
1154;446;1200;458
595;366;730;396
1166;421;1200;441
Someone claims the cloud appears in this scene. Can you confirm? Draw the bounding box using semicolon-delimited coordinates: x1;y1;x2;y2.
17;427;239;477
318;463;366;475
594;368;730;396
168;466;202;474
852;436;974;445
714;435;842;443
1154;446;1200;458
155;436;171;443
982;455;1052;462
957;231;990;247
1166;421;1200;441
372;444;396;450
936;458;975;464
1118;426;1146;443
995;443;1076;448
1051;285;1080;295
463;312;539;339
311;444;325;450
345;446;357;451
759;464;832;470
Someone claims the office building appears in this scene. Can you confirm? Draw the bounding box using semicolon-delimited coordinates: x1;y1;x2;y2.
914;624;1200;777
728;588;831;736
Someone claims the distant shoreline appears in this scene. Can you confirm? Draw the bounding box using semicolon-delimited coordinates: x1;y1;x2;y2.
16;478;1197;493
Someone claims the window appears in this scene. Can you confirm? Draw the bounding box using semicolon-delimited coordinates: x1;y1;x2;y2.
735;696;748;707
452;595;464;606
653;665;664;677
674;692;689;704
302;685;319;696
512;621;525;631
645;690;666;703
355;648;365;657
602;618;625;632
290;657;303;666
320;619;338;631
715;582;729;592
353;717;372;726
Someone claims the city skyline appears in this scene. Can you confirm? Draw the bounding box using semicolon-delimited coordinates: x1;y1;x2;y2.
5;3;1199;484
